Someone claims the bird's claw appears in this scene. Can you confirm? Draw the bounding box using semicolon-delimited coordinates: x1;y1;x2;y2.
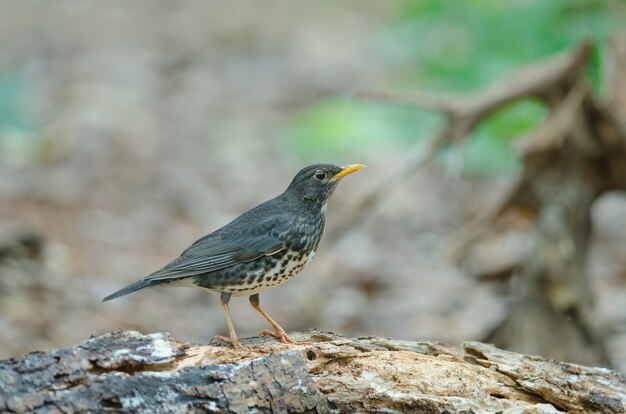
258;329;296;344
212;335;246;351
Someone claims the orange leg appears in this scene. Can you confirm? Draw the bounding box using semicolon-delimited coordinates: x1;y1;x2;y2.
213;292;245;351
249;294;295;344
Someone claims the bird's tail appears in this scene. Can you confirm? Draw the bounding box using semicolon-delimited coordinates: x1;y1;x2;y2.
101;278;156;302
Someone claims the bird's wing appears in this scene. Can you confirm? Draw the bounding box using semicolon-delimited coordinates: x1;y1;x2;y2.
143;215;292;281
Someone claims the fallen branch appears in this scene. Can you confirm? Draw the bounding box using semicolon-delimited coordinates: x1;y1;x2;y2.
325;38;626;368
326;40;593;244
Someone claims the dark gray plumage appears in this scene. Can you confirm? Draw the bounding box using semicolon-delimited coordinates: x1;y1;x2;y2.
102;163;365;349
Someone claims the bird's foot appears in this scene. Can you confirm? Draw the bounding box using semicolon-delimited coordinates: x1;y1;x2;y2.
258;329;296;344
212;335;246;351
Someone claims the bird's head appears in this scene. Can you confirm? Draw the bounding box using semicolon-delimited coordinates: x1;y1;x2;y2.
285;163;365;205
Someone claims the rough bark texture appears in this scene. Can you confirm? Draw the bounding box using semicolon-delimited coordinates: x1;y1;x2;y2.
1;330;624;414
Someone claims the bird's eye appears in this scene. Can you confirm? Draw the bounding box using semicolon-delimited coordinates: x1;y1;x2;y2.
314;170;326;181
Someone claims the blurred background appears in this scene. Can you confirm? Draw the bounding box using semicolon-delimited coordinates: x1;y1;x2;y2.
1;0;625;370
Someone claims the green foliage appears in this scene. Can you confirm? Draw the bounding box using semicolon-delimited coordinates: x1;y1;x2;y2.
463;98;545;175
283;0;625;176
392;0;622;91
281;98;442;158
0;73;29;130
0;73;38;167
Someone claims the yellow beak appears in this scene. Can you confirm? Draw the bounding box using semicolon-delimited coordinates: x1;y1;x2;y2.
330;164;366;182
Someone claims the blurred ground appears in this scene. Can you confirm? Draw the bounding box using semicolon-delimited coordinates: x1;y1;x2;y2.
1;1;625;371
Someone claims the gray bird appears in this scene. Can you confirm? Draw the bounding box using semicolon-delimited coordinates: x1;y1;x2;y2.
102;163;365;350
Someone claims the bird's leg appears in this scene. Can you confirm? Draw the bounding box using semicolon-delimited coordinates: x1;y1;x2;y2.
249;294;295;344
213;292;245;351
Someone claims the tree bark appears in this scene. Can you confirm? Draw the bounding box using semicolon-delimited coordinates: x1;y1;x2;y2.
1;330;624;414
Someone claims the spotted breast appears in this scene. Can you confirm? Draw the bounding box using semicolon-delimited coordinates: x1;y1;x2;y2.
191;247;316;296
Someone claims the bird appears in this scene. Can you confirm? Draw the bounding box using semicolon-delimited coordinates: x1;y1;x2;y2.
102;163;365;350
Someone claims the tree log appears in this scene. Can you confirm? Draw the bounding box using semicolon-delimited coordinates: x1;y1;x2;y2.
1;330;624;413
